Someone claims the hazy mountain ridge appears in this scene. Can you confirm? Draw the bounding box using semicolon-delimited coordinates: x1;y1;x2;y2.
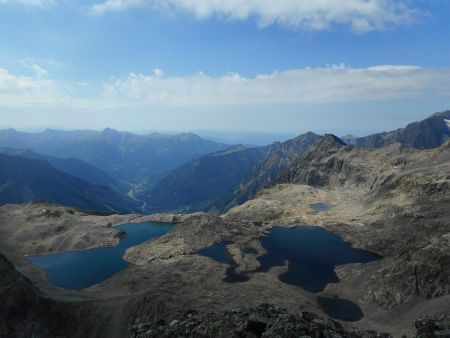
343;110;450;149
143;146;268;212
210;131;321;212
46;129;228;186
0;128;228;187
0;154;137;213
0;147;124;193
142;132;320;213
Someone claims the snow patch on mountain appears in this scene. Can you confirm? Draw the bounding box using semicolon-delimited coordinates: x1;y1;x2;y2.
445;119;450;130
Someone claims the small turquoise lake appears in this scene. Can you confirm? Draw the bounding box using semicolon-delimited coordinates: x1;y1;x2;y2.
28;222;174;290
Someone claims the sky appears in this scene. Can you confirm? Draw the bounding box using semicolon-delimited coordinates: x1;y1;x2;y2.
0;0;450;136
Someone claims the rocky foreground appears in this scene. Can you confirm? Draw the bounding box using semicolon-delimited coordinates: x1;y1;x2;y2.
131;304;450;338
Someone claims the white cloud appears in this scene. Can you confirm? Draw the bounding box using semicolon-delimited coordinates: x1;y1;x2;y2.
0;68;80;108
153;68;164;77
99;65;450;107
89;0;420;32
1;65;450;110
30;64;49;78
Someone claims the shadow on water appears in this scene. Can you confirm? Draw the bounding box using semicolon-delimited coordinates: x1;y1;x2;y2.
242;247;258;255
197;241;250;283
28;222;174;290
317;296;364;322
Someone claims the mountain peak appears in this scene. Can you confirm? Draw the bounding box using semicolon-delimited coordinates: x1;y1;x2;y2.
431;110;450;118
321;134;346;145
102;127;119;134
292;131;319;141
176;132;203;141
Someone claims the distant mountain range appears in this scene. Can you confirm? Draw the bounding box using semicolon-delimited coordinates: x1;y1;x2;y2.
0;128;228;187
0;154;137;213
192;130;298;146
0;110;449;214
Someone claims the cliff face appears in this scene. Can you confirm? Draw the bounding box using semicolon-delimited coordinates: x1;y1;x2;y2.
277;134;350;187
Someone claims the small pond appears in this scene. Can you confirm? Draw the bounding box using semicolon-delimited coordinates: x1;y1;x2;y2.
317;296;364;322
310;202;334;213
197;241;250;283
28;221;174;290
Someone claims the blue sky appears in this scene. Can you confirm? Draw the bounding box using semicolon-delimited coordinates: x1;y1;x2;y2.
0;0;450;136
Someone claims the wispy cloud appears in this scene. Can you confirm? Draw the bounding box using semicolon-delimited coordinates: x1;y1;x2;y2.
89;0;421;32
0;0;56;8
1;65;450;110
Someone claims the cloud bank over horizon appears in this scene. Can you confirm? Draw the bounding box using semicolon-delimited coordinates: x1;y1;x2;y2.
1;64;449;110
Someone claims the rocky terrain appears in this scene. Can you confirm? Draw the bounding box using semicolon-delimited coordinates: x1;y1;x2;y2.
0;125;449;337
0;197;448;337
131;303;450;338
225;135;450;316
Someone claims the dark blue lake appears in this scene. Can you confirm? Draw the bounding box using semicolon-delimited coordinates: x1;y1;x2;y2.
317;297;364;322
28;222;174;290
256;226;379;293
197;226;380;322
